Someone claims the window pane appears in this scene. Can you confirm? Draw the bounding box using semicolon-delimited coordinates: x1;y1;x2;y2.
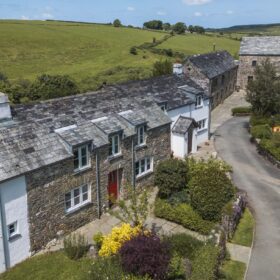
82;185;88;193
74;196;80;205
65;192;71;201
114;135;119;154
81;155;88;167
74;150;79;169
65;200;71;210
83;193;88;201
147;158;151;170
141;159;145;173
9;224;15;235
81;146;87;157
135;162;139;176
74;188;80;197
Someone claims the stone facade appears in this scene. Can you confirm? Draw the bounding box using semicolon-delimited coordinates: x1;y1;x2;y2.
26;124;171;252
237;55;280;89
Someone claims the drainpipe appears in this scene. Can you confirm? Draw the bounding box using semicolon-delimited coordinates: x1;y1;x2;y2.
0;191;9;270
95;150;101;219
208;98;212;139
131;138;135;189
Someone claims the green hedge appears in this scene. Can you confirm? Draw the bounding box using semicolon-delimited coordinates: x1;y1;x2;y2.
251;124;272;139
231;106;252;116
154;198;214;235
260;138;280;161
250;114;272;126
190;244;220;280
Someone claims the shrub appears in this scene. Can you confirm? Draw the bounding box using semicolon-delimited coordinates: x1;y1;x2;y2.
260;136;280;161
99;223;142;257
167;189;190;205
251;124;272;139
250;114;271;126
189;158;235;221
154;198;214;235
190;245;220;280
231;106;252;116
113;19;122;27
152;59;173;77
63;233;88;260
130;47;138;55
119;234;171;280
154;158;188;199
167;253;187;280
93;232;104;251
165;233;203;260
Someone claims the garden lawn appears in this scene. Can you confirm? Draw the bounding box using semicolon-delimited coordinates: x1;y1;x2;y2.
231;208;254;247
0;251;92;280
219;260;246;280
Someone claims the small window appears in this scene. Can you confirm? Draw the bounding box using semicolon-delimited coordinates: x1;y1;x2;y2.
65;184;91;213
195;96;203;107
135;157;153;177
7;222;18;239
252;60;257;67
109;134;121;157
197;119;207;131
211;78;218;93
248;76;254;83
137;126;146;146
73;145;90;171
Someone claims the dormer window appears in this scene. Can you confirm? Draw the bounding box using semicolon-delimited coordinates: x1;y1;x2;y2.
137;125;146;146
195;96;203;108
109;134;121;157
74;145;90;171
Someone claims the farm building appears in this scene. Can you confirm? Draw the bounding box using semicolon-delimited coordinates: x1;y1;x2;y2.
237;36;280;89
0;73;210;271
183;51;238;109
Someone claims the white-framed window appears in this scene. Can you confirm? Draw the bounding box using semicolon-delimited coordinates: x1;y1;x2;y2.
137;126;146;146
65;184;91;213
195;96;203;108
197;119;207;131
74;145;90;171
135;157;153;177
7;221;18;239
109;134;121;157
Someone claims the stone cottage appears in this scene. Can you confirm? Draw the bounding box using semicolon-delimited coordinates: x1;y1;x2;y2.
183;51;238;109
237;36;280;89
0;73;211;271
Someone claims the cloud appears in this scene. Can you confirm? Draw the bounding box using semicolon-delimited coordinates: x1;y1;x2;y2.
226;10;234;14
194;12;203;17
127;6;135;11
157;11;166;16
21;15;29;20
182;0;212;5
42;13;54;19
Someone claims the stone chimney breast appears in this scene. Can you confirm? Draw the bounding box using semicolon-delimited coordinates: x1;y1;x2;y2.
0;92;12;122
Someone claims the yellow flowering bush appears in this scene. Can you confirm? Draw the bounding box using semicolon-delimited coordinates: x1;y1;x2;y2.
99;223;142;257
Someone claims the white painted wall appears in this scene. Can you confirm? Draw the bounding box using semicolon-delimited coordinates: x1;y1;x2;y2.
172;133;186;158
0;206;5;273
0;176;30;270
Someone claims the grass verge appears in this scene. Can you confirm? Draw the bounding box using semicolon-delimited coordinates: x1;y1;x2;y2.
219;260;246;280
231;208;254;247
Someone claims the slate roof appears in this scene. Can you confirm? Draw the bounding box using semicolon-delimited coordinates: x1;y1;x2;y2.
240;36;280;56
172;116;196;134
188;51;237;79
0;74;207;182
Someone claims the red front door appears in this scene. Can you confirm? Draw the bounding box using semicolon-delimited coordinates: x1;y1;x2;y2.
108;170;118;206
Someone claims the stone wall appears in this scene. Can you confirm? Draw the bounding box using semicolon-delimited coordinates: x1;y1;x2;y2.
26;124;171;252
237;55;280;89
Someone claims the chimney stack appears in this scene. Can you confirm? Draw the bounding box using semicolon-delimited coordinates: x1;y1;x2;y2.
173;63;183;75
0;92;12;122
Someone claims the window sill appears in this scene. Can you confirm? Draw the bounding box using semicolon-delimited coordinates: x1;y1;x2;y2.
197;128;208;133
65;201;93;216
136;171;153;181
9;234;22;242
108;154;123;162
135;144;147;151
73;166;92;175
195;105;203;109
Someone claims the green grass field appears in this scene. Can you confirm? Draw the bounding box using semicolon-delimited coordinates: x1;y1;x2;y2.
157;33;240;57
0;20;241;92
220;260;246;280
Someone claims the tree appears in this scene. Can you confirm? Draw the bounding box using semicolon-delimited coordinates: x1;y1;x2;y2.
154;158;189;198
163;22;171;31
172;22;187;34
188;158;235;221
152;59;173;77
30;74;79;100
113;19;122;27
246;59;280;115
110;184;150;227
143;20;163;30
188;25;194;33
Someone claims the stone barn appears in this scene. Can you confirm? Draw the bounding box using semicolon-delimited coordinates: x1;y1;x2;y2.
237;36;280;89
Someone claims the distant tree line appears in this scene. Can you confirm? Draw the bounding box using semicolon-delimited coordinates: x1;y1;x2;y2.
143;20;205;34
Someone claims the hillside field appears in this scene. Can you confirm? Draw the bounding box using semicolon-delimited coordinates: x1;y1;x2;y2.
0;20;240;92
